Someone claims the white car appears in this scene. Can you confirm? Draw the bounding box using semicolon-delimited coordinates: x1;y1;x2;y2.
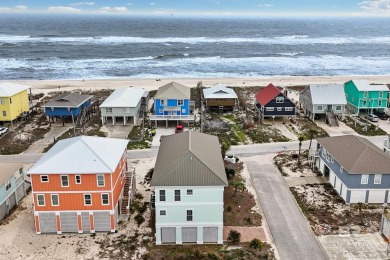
365;114;379;122
0;127;8;136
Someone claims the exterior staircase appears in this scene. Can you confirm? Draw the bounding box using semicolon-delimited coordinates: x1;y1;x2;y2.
121;169;136;215
326;111;339;127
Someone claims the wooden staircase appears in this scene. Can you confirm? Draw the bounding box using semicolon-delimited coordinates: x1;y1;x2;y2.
326;112;339;127
121;174;132;215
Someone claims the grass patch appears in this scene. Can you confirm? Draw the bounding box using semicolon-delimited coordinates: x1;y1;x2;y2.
342;116;387;136
245;125;290;143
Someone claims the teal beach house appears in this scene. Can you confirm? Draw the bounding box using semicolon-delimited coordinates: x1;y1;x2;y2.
151;131;227;245
344;80;389;115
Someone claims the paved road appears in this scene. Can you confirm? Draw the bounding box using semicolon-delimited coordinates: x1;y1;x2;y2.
244;155;328;260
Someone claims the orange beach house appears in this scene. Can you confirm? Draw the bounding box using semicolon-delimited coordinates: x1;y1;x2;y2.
27;136;134;234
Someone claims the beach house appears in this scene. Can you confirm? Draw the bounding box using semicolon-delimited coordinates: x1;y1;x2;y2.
312;135;390;204
344;80;389;115
150;82;194;126
151;131;228;245
299;84;347;126
27;136;134;234
0;163;29;222
0;83;30;123
254;83;296;122
203;84;238;111
100;88;149;125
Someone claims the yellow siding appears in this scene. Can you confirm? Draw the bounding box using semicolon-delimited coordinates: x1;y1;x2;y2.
0;90;29;121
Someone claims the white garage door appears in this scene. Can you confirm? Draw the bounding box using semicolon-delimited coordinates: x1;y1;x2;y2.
16;184;25;203
368;190;386;204
8;193;16;212
39;212;57;233
94;211;111;232
350;190;366;204
335;176;342;195
60;212;78;233
182;227;197;243
161;227;176;244
329;171;336;187
81;212;90;233
341;185;348;201
203;227;218;243
0;202;6;221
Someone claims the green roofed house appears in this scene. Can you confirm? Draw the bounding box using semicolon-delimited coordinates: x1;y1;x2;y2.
151;131;228;245
344;80;389;115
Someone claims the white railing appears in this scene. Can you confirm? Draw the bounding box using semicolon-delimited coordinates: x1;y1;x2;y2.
125;167;136;215
149;114;195;120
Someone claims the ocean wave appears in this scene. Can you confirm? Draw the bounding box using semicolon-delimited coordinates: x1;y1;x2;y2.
276;52;304;56
1;34;390;45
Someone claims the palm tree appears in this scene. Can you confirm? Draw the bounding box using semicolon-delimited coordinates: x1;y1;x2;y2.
308;129;318;152
298;135;305;166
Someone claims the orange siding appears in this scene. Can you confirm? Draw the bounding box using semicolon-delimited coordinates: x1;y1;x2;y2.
35;216;40;233
56;215;61;232
90;214;94;231
110;214;115;230
77;215;82;232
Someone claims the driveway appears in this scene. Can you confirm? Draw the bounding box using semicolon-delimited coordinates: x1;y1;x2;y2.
151;127;179;147
100;125;132;139
315;121;356;137
273;123;298;140
23;126;69;154
243;154;328;260
374;118;390;134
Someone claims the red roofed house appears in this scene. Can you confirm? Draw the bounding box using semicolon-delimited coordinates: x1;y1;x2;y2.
255;84;296;122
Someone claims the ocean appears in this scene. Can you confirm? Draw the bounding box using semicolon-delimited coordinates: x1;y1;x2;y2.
0;14;390;80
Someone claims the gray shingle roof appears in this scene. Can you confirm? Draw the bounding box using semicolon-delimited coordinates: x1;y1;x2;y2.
151;131;228;186
43;93;93;108
154;82;191;100
307;84;347;105
317;135;390;174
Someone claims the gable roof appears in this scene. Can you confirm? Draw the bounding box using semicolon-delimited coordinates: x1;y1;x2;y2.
255;83;282;106
151;131;228;187
317;135;390;174
349;80;389;92
154;82;191;100
203;84;238;99
0;162;23;186
306;84;347;105
100;88;148;108
27;136;128;174
0;83;30;97
43;93;93;108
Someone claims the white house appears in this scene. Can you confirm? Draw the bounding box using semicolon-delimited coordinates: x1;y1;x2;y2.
151;131;228;245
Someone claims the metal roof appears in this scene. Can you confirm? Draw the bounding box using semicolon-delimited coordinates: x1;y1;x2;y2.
307;84;347;105
154;82;191;100
203;84;238;99
349;80;389;92
255;83;282;106
317;135;390;174
100;88;148;108
0;162;23;186
0;83;30;97
151;131;228;187
43;93;93;108
27;136;128;174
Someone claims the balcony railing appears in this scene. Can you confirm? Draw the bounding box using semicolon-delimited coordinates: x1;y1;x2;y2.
149;114;195;120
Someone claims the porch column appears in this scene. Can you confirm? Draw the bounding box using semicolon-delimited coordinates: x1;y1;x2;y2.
176;227;182;244
112;116;115;125
133;116;136;125
101;116;104;125
110;212;115;233
156;227;162;245
89;212;95;233
56;212;62;235
123;116;126;126
34;212;41;234
77;212;82;234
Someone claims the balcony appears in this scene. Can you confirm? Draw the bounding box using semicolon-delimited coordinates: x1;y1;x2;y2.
149;114;195;121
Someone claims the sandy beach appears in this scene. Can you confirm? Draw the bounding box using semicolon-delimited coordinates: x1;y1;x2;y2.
3;75;390;95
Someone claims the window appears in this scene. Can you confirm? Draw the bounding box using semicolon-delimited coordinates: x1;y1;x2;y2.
51;194;59;206
5;180;11;191
374;174;382;184
335;105;342;111
363;100;367;107
67;107;71;112
182;109;186;113
41;175;49;182
106;108;112;113
160;99;165;106
97;175;105;187
331;157;334;163
101;193;109;205
9;98;12;104
380;92;383;98
159;109;163;114
0;98;4;105
37;194;45;206
159;190;166;201
61;175;69;187
340;166;343;173
175;190;181;201
187;189;193;195
75;175;81;184
186;210;193;221
178;100;184;106
160;210;166;216
277;107;282;111
379;100;382;107
84;194;92;205
361;174;369;184
285;107;293;111
2;111;6;117
364;91;368;98
317;105;323;111
50;107;54;112
266;107;274;111
326;153;330;162
322;148;326;157
276;97;284;103
124;107;131;113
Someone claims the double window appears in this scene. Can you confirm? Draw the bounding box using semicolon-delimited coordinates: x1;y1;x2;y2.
2;111;6;117
186;210;193;221
379;100;383;107
51;194;59;206
363;91;368;98
0;98;4;105
266;107;274;111
380;92;383;98
374;174;382;184
97;175;105;187
9;98;12;104
335;105;342;111
175;190;181;201
361;174;369;184
5;180;11;191
160;99;165;106
61;175;69;187
75;175;81;184
84;194;92;205
160;210;166;216
276;97;284;103
41;175;49;182
277;107;282;112
187;189;193;195
317;105;323;111
285;107;293;112
106;108;112;113
37;194;45;206
159;190;166;201
177;100;184;106
101;193;109;205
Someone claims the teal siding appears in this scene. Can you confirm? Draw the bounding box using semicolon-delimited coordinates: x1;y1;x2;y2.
345;80;388;111
0;176;16;204
344;81;360;108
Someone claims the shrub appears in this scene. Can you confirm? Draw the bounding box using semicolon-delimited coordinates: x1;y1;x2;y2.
228;230;241;244
207;253;219;259
135;192;144;200
227;205;232;212
291;153;299;159
225;168;236;179
135;214;145;226
249;238;263;249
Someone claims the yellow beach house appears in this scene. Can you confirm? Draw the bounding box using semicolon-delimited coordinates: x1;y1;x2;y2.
0;83;30;123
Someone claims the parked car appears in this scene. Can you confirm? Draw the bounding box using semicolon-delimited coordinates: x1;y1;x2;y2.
373;110;389;120
175;125;184;134
365;114;379;122
0;127;8;136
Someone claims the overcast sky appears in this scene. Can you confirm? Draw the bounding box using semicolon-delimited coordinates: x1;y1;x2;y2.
1;0;390;16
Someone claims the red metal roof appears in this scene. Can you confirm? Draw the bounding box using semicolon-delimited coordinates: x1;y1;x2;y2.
255;83;281;106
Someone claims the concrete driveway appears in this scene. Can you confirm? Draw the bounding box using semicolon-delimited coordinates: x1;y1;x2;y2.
315;121;356;137
151;127;176;147
100;125;132;139
374;118;390;134
243;154;328;260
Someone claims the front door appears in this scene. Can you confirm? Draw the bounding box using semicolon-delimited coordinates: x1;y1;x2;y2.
327;105;332;112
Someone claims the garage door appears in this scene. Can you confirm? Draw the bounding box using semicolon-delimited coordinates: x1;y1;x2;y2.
16;184;25;203
60;212;78;233
8;193;16;212
368;190;386;204
203;227;218;243
182;227;197;243
334;176;342;195
39;212;57;233
94;211;111;232
341;185;348;202
0;202;6;221
350;190;366;204
329;171;336;187
161;227;176;244
81;212;90;233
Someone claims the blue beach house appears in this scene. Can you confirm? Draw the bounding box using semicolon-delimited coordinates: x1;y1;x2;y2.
313;135;390;204
43;93;93;121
